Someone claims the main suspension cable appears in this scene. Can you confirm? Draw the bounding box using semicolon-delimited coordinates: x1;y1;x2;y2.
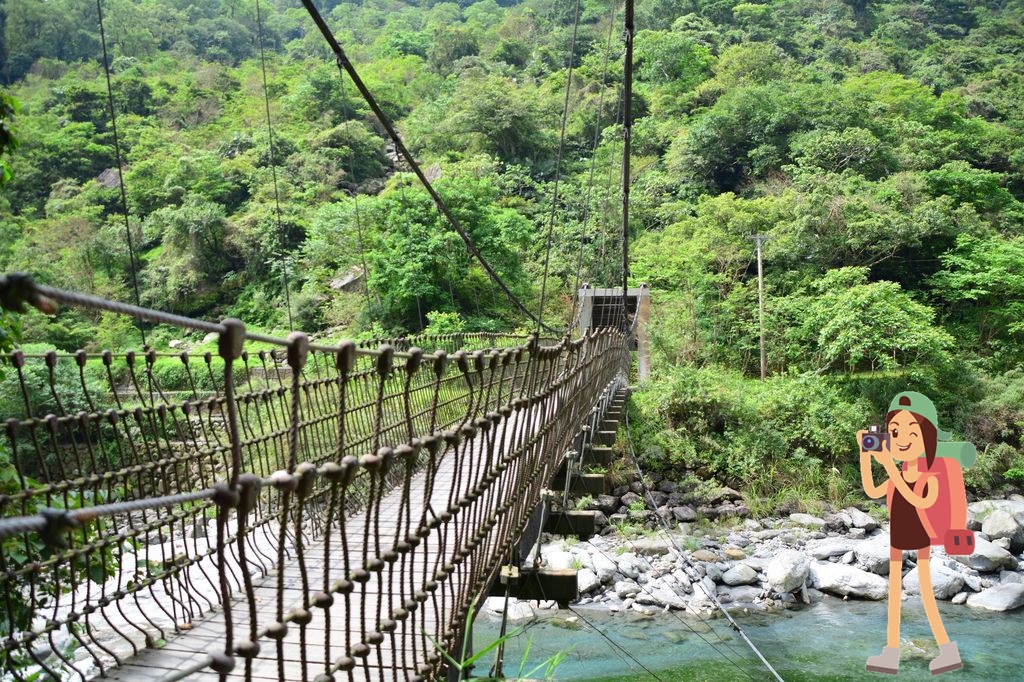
298;0;563;335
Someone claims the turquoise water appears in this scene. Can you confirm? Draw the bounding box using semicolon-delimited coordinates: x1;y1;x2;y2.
472;599;1024;680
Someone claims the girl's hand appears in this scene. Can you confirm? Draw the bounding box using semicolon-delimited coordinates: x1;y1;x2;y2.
873;448;898;474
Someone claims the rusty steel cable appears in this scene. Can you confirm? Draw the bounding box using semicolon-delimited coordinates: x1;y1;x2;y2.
296;0;564;336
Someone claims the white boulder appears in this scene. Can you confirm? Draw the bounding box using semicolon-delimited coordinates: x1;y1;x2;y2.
966;584;1024;612
809;561;888;600
765;550;810;593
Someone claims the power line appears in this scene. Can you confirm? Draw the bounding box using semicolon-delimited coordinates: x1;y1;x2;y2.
298;0;563;335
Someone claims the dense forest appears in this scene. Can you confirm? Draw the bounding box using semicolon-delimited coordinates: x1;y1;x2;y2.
1;0;1023;511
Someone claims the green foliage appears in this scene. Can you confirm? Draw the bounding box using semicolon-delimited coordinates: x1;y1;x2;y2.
423;311;466;336
1;0;1023;515
630;364;875;510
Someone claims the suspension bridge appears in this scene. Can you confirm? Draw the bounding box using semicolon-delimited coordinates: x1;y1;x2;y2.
0;275;632;682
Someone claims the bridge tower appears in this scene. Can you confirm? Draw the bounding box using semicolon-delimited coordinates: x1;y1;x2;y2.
577;283;650;379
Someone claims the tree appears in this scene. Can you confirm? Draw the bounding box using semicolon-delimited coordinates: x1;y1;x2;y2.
930;234;1024;358
773;267;954;373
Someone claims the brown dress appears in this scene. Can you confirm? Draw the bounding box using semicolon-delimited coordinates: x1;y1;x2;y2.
890;470;931;550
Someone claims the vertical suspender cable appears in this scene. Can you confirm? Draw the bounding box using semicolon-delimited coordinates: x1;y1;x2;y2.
339;72;374;310
621;0;634;332
96;0;145;347
535;0;582;335
568;1;618;333
254;0;294;330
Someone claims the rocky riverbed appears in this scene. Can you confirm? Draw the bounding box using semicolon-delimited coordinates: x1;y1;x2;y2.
484;495;1024;621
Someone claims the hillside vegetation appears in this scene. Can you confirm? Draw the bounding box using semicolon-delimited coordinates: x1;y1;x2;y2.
1;0;1023;508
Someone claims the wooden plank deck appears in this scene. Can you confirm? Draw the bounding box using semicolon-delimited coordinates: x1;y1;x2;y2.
105;405;544;682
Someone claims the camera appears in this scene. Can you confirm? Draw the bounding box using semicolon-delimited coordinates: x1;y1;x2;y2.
860;425;889;452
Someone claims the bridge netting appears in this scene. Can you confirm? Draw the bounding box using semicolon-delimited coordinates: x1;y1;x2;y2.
0;275;630;681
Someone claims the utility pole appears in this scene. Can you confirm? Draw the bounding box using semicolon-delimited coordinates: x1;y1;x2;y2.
748;235;769;380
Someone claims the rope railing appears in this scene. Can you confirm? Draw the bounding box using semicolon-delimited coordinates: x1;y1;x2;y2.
0;273;630;682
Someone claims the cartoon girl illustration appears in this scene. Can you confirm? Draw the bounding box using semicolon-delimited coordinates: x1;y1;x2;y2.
859;391;962;676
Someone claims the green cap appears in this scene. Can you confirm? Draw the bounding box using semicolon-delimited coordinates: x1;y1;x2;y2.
887;391;952;441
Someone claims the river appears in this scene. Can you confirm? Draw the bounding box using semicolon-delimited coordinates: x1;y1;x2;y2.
472;598;1024;680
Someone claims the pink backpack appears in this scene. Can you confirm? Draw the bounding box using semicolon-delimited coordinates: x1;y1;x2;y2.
896;457;975;555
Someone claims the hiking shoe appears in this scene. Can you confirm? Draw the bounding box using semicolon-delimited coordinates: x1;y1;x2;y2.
930;641;962;676
866;646;901;675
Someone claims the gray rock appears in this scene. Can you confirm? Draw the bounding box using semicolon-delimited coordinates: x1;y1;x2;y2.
822;513;850;533
620;491;642;507
766;550;811;594
789;513;826;529
483;597;535;621
844;507;879;532
727;533;751;548
614;580;640;599
697;505;719;520
543;548;575;570
961;571;984;592
635;583;687;609
902;564;965;600
616;552;649;579
629;537;674;556
578;568;600;593
649;491;669;508
591;552;617;583
707;486;743;503
842;551;855;565
809;538;859;560
672;506;696;522
596;495;620;515
982;510;1024;554
657;481;677;494
999;570;1023;585
715;502;750;519
704;563;723;583
967;499;1024;531
848;528;867;540
809;561;888;600
966;584;1024;612
854;535;893;575
951;537;1016;573
722;564;759;586
722;585;762;604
